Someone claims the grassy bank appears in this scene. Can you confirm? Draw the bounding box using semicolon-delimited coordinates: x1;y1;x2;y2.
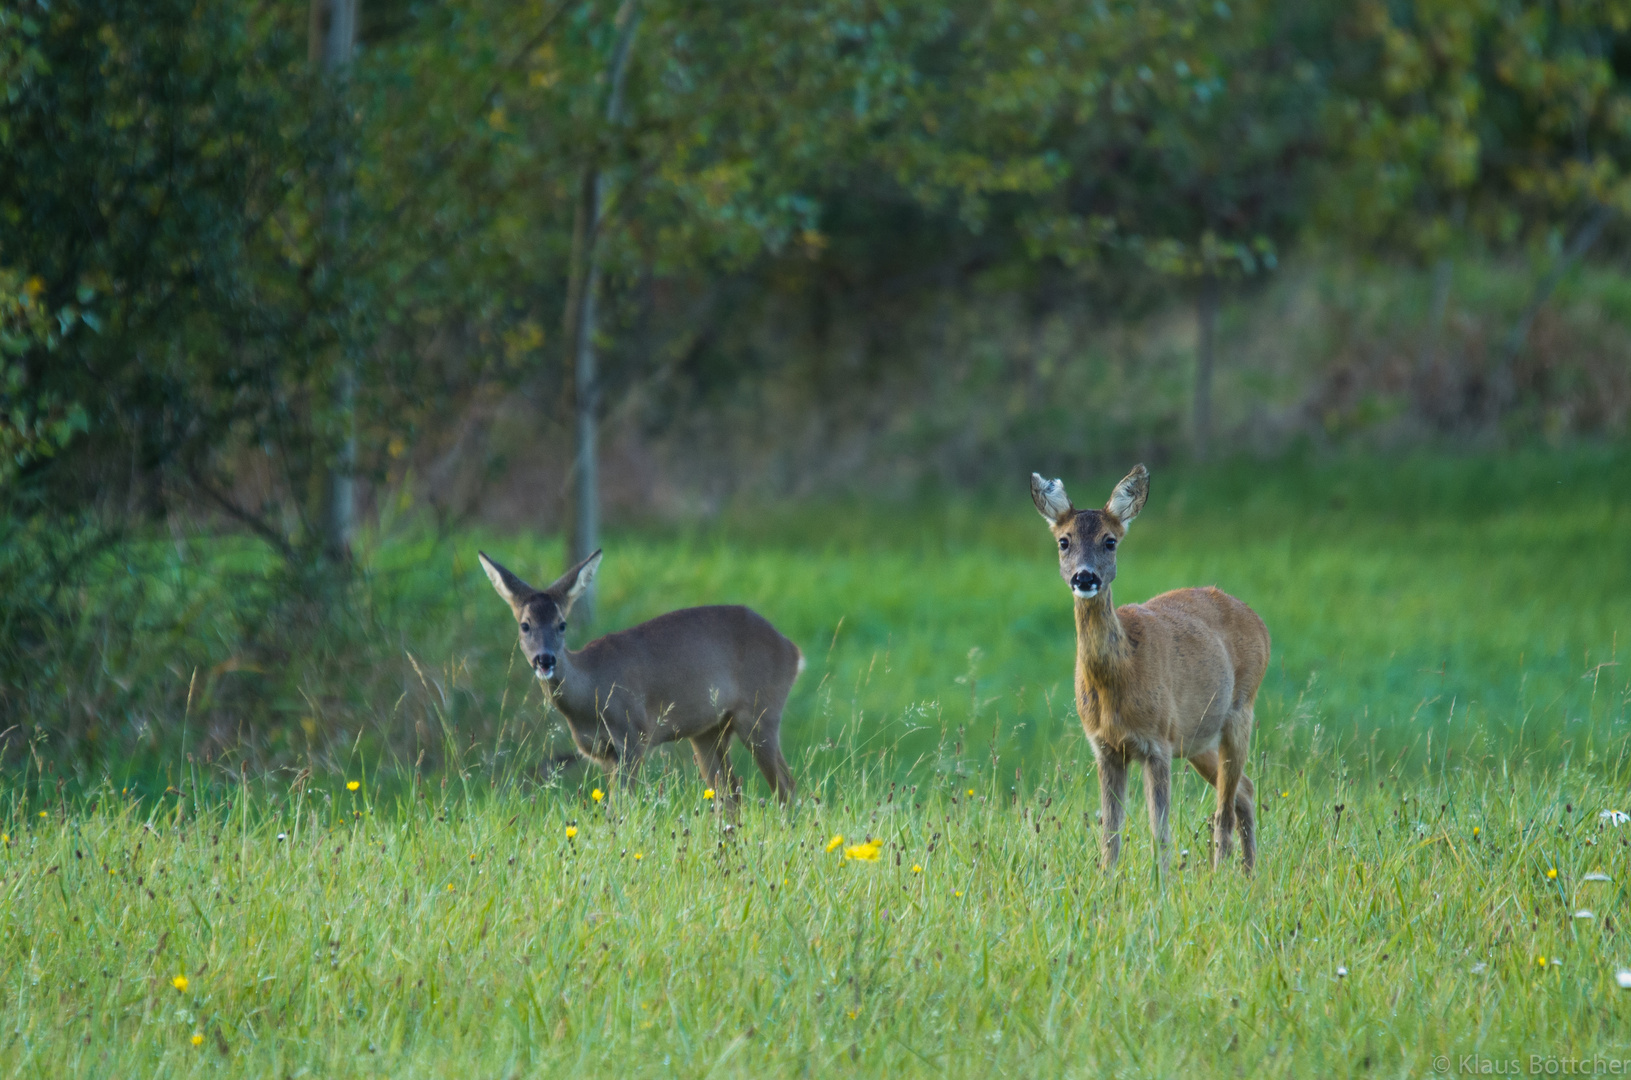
15;446;1631;789
3;447;1631;1073
5;755;1631;1076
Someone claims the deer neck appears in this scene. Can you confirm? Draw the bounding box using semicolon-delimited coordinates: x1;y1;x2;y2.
543;649;597;726
1074;586;1130;692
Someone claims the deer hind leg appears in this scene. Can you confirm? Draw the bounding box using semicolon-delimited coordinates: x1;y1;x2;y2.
1143;749;1173;872
690;722;741;814
1094;740;1131;870
1233;772;1257;873
738;705;795;805
1215;717;1256;871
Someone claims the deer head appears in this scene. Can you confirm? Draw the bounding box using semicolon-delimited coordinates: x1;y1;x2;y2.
477;549;601;680
1030;465;1149;600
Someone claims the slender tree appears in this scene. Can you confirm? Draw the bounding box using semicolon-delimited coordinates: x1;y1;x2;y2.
561;0;639;622
311;0;359;559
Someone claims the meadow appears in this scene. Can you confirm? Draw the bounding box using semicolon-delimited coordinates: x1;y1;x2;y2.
4;448;1631;1076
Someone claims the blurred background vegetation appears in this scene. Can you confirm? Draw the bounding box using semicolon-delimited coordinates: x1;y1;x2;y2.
1;0;1628;783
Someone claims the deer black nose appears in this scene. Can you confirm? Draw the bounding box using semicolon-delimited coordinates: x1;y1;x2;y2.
1071;570;1101;592
533;651;556;675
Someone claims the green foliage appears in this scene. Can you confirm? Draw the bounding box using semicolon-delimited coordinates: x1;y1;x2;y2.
1326;0;1631;258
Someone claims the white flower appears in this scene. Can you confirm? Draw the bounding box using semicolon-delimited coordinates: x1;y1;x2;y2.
1336;966;1347;978
1573;910;1596;920
1599;810;1629;826
1617;970;1631;990
1471;962;1488;974
1583;871;1612;882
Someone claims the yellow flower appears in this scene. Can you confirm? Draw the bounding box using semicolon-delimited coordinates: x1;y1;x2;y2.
172;975;189;993
38;811;47;818
954;890;963;898
592;788;604;803
1536;955;1548;968
825;834;844;853
1547;868;1558;880
912;864;923;874
1280;791;1289;798
704;788;716;800
1;833;8;845
24;276;44;299
843;839;882;862
633;853;643;861
446;883;455;892
565;826;578;839
347;781;360;792
191;1033;205;1046
1472;826;1480;836
965;789;974;797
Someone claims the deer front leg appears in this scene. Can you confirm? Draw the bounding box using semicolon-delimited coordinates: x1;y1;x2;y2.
1143;749;1173;872
1094;740;1131;869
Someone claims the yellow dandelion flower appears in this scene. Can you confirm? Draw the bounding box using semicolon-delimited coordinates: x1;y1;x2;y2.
191;1033;204;1047
633;852;643;861
565;826;578;839
172;975;189;993
966;789;974;797
592;788;604;803
447;883;455;892
1;833;8;845
1472;826;1480;836
1536;955;1548;968
1280;791;1289;798
846;1008;858;1020
347;780;360;792
825;834;844;853
38;811;47;818
844;839;882;862
704;788;715;800
912;864;923;874
954;890;963;898
1547;868;1558;880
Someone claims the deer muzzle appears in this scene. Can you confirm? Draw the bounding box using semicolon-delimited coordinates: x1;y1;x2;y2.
533;651;557;679
1070;570;1102;599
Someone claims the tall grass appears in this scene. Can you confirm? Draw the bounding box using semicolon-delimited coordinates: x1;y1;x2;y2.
5;739;1631;1076
3;447;1630;1072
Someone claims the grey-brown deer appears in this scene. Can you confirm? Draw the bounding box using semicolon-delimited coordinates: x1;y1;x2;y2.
1030;465;1270;871
478;549;802;805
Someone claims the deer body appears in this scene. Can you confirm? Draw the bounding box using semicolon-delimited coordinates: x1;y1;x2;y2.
479;551;802;803
1032;466;1269;870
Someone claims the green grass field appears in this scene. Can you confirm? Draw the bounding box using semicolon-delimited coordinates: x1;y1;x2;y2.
5;448;1631;1075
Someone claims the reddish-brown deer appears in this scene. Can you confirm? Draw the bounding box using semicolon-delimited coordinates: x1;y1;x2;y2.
478;549;802;804
1030;465;1270;870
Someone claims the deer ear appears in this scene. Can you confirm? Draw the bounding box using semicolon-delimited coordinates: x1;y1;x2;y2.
549;549;602;616
1105;464;1149;528
478;551;535;614
1030;473;1074;525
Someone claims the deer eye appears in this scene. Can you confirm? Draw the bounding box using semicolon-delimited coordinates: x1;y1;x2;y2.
520;622;531;632
558;621;567;632
1058;536;1070;551
1105;537;1117;550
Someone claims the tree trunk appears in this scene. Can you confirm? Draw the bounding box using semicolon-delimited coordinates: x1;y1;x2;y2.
561;0;639;623
312;0;358;560
1193;274;1219;461
1494;204;1612;412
